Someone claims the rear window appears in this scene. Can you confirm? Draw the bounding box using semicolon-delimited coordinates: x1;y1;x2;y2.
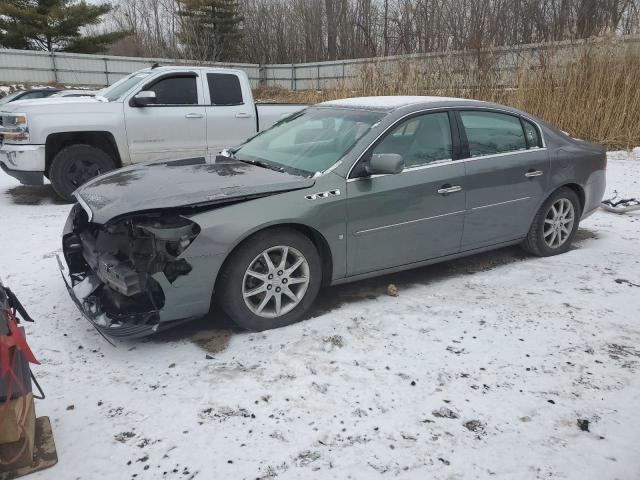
460;111;527;157
522;119;542;148
21;91;51;100
207;73;243;105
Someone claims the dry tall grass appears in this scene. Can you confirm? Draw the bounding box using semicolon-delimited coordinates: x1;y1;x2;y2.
255;40;640;150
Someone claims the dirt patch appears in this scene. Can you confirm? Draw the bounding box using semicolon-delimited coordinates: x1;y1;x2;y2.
309;246;527;318
191;329;233;354
199;406;255;422
114;431;136;443
323;335;344;348
608;343;640;359
4;184;66;205
574;228;599;242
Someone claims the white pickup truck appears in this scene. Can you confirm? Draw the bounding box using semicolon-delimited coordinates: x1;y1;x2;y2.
0;66;306;201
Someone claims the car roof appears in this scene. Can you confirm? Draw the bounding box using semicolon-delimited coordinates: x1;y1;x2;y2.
318;95;477;110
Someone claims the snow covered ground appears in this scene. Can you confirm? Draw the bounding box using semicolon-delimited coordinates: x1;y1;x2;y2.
0;150;639;480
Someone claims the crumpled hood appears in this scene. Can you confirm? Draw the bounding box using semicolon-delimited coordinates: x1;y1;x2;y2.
75;157;315;224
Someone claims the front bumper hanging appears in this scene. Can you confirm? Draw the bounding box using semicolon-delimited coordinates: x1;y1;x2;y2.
600;192;640;213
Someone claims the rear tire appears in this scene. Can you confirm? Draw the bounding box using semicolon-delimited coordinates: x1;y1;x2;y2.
217;228;322;331
522;187;581;256
49;144;116;202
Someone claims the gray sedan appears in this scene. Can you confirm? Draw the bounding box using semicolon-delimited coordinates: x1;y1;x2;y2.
60;96;606;338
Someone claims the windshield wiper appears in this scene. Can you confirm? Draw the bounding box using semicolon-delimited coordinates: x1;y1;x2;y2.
234;157;286;173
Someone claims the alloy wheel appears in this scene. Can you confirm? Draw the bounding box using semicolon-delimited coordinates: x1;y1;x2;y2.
242;245;310;318
543;198;575;248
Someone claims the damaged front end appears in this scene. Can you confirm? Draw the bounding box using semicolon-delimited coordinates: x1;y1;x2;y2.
59;204;202;338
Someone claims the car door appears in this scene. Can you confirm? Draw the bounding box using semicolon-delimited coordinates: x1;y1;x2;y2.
204;72;256;156
346;111;466;276
456;110;549;250
124;72;207;164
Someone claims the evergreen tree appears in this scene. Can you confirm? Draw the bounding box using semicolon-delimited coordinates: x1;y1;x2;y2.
179;0;243;62
0;0;126;53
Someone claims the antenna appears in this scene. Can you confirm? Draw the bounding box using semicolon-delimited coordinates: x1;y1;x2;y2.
151;62;160;69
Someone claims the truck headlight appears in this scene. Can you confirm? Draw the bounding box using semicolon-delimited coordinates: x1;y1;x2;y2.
0;113;29;142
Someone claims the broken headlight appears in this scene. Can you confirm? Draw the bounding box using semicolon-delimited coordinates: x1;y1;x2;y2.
133;215;201;258
129;215;201;283
93;214;201;293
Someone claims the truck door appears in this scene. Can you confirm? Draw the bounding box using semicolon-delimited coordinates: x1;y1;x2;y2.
204;72;256;156
124;72;207;164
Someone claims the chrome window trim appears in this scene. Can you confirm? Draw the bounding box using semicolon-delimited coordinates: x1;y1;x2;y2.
346;105;547;180
346;147;547;183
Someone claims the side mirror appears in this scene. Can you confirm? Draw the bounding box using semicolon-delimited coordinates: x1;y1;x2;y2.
366;153;404;175
131;90;157;107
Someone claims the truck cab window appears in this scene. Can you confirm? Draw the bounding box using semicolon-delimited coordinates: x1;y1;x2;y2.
207;73;243;105
147;76;198;105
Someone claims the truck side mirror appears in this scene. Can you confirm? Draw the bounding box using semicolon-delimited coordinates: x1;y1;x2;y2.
131;90;157;107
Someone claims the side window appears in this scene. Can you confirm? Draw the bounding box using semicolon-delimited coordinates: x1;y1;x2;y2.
373;112;452;168
522;119;542;148
146;76;198;105
460;111;526;157
207;73;243;105
22;91;48;100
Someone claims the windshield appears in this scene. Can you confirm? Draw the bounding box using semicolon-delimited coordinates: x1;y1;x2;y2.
101;72;151;101
233;107;384;175
0;91;23;105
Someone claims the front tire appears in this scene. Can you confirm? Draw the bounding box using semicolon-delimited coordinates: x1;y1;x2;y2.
49;144;116;202
522;187;581;256
217;228;322;331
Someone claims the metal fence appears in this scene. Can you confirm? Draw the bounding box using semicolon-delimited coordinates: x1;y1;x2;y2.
0;48;261;87
1;35;639;90
264;35;640;90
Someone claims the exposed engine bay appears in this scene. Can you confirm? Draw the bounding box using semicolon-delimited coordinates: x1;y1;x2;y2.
61;204;200;335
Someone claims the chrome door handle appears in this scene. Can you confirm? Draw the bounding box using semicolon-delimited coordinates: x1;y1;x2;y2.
525;170;544;178
235;112;252;118
437;185;462;195
185;113;204;118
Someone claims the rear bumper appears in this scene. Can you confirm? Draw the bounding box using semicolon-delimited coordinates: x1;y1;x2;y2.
582;169;606;220
0;144;45;185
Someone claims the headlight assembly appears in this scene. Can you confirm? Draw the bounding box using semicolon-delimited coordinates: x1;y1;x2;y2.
0;113;29;142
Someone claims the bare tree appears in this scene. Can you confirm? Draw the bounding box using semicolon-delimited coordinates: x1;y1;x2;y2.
107;0;640;62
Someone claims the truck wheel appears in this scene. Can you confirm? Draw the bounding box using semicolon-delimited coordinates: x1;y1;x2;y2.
217;228;322;331
49;144;116;202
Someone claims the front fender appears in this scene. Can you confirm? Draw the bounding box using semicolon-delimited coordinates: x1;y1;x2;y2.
187;178;347;287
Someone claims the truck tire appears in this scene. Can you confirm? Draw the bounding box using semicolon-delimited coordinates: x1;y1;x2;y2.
49;144;116;202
